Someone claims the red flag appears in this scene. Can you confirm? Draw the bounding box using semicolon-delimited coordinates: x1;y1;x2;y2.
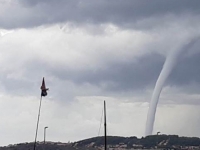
41;77;49;96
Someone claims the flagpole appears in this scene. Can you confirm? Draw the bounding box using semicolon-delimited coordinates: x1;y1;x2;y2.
33;96;43;150
104;100;107;150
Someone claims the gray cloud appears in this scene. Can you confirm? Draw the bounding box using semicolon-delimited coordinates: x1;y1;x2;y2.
51;53;164;92
169;51;200;87
42;51;200;102
1;0;200;29
0;44;199;101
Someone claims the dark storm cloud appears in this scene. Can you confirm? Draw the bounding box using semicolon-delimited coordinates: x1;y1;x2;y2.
0;76;38;96
165;38;200;89
168;51;200;87
51;53;165;93
49;50;200;97
0;52;164;98
3;50;199;98
1;49;200;101
1;0;200;29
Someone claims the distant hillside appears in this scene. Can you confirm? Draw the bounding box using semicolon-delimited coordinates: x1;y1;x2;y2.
1;135;200;150
74;135;200;149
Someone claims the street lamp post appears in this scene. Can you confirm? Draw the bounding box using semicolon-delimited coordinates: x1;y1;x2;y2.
156;132;160;149
44;126;48;144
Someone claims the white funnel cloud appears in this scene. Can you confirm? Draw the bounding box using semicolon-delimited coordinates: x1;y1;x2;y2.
145;38;199;136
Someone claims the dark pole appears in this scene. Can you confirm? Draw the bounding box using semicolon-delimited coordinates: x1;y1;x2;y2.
104;100;107;150
44;127;48;144
156;131;160;149
33;96;43;150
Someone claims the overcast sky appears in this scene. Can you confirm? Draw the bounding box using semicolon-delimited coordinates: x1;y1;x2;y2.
0;0;200;146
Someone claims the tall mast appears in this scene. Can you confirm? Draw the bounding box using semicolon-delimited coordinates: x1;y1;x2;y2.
33;78;49;150
104;100;107;150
